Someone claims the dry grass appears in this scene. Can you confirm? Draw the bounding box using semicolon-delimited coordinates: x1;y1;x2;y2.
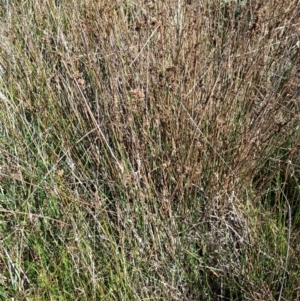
0;0;300;300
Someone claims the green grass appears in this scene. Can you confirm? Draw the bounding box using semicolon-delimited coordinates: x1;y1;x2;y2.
0;0;300;300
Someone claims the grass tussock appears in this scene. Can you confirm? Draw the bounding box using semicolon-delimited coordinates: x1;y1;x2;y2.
0;0;300;300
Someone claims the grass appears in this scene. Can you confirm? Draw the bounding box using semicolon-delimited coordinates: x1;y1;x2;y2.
0;0;300;300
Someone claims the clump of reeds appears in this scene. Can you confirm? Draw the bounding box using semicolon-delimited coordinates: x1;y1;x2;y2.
0;0;299;300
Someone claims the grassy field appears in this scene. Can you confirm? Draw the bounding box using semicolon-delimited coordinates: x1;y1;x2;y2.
0;0;300;300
